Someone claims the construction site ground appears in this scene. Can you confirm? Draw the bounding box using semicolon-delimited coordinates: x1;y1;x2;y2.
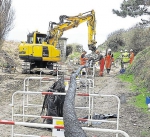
0;64;150;137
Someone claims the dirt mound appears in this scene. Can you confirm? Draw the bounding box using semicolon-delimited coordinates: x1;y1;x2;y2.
1;40;21;66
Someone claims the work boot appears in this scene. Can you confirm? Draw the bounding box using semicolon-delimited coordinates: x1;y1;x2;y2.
107;69;110;74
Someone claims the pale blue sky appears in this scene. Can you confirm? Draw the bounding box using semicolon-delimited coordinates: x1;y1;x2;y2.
8;0;142;52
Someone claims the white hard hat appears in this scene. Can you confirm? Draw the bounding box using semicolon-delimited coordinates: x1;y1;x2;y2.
125;49;127;52
120;50;123;53
130;49;133;52
108;48;111;52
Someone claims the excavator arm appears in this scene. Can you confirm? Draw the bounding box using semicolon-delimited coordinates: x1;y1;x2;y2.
47;10;97;52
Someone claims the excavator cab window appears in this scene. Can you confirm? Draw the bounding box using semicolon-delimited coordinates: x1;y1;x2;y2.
27;33;46;44
36;34;47;44
27;33;34;43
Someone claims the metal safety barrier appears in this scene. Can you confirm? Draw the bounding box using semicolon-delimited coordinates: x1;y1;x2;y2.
0;120;129;137
11;90;121;137
22;76;94;119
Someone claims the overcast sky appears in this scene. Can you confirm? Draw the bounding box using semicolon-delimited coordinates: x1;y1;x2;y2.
7;0;142;52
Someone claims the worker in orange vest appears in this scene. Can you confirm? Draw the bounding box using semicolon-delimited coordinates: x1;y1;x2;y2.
105;48;114;74
80;51;88;65
80;51;88;75
129;49;134;64
95;50;105;76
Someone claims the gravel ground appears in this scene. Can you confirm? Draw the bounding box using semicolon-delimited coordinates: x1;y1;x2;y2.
0;65;150;137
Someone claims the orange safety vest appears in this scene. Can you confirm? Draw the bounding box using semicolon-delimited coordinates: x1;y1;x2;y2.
99;58;105;76
129;52;134;64
105;54;114;69
80;54;87;65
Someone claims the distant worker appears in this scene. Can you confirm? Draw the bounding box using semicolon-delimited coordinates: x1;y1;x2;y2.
95;50;105;76
80;51;88;65
120;50;123;56
105;48;114;74
129;49;134;64
121;49;130;69
119;50;123;59
80;50;88;75
119;50;124;69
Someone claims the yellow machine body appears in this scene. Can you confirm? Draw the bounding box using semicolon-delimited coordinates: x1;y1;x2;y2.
19;31;60;62
19;10;97;73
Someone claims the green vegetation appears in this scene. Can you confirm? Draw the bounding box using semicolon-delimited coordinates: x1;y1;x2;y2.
68;52;80;60
113;0;150;25
101;30;150;113
135;94;148;112
99;25;150;56
118;74;134;83
113;52;120;60
118;74;148;112
141;130;149;136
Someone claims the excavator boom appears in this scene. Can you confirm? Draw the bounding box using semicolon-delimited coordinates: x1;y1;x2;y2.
48;10;97;51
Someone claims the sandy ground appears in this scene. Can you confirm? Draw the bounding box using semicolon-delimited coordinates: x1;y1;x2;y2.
0;64;150;137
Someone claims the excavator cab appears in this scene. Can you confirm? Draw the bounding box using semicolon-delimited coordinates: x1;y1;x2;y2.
27;31;47;44
19;31;61;74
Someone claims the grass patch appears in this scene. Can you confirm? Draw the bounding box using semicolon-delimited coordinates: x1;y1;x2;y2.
118;74;134;83
118;73;149;112
134;94;148;112
68;52;80;60
113;52;121;60
118;74;137;91
140;130;149;136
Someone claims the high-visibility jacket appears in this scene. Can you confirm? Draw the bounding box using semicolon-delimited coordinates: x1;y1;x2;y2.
96;54;105;76
80;54;87;65
129;52;134;64
122;52;130;63
99;58;105;76
105;54;114;69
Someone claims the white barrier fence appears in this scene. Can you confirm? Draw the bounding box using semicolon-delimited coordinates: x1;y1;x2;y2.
11;90;122;137
0;120;129;137
22;76;94;123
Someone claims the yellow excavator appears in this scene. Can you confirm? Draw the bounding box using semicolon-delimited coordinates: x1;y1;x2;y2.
19;10;97;73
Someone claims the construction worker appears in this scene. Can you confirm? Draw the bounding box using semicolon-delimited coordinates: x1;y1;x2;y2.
80;51;88;65
80;50;88;75
129;49;134;64
121;49;130;69
105;48;114;74
95;50;105;76
119;50;124;69
119;50;123;60
120;50;123;56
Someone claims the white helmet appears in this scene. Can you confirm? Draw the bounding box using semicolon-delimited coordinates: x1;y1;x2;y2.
130;49;133;52
125;49;127;52
120;50;123;53
108;48;111;52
